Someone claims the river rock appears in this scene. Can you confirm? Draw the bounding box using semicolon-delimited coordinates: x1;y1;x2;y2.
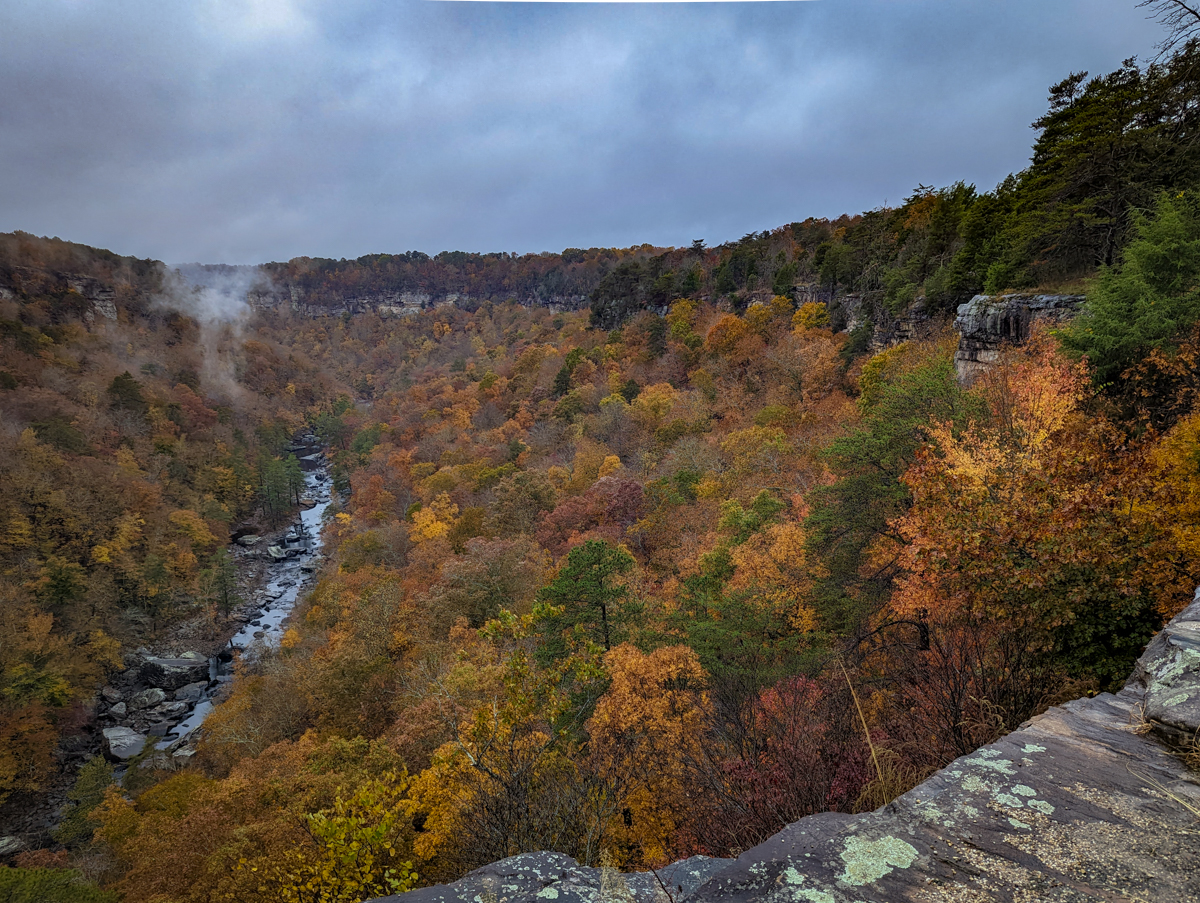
151;701;190;719
237;534;262;546
137;752;172;771
102;726;147;760
108;701;127;717
175;681;208;702
128;687;167;710
140;652;208;690
0;836;23;856
101;685;123;704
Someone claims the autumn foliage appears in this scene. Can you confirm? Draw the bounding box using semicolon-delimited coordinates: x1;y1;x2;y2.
10;68;1200;893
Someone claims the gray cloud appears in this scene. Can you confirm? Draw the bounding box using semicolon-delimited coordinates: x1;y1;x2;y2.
0;0;1165;263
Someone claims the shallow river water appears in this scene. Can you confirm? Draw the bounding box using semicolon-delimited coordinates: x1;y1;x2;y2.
154;457;333;750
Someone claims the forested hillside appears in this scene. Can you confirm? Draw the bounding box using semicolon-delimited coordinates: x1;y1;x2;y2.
4;44;1200;903
0;233;347;829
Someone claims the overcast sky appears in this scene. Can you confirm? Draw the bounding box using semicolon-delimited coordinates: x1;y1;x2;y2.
0;0;1166;265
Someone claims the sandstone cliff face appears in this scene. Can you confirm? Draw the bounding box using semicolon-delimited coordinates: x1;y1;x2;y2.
246;286;587;318
369;593;1200;903
954;294;1085;381
0;266;120;325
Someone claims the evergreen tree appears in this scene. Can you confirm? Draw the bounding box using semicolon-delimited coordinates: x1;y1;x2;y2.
805;344;977;634
1062;190;1200;388
200;549;242;617
534;540;639;664
53;756;115;846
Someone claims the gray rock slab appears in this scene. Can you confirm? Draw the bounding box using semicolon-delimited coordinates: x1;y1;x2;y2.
150;700;190;718
140;652;208;690
367;852;734;903
672;598;1200;903
679;689;1200;902
102;726;147;760
1129;586;1200;745
128;687;167;710
954;293;1085;381
0;835;24;856
175;681;209;702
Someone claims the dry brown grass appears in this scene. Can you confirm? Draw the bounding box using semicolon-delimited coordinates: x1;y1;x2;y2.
839;658;929;813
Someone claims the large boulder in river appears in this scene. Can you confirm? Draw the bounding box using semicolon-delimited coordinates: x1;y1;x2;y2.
174;681;208;702
128;688;167;710
149;701;190;720
102;726;147;760
140;652;208;690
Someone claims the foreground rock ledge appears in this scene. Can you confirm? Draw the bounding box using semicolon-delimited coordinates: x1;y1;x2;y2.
370;595;1200;903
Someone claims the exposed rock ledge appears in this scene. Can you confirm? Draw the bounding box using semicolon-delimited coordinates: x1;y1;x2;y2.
370;591;1200;903
954;293;1085;382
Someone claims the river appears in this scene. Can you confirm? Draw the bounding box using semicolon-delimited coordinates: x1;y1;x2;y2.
152;444;335;752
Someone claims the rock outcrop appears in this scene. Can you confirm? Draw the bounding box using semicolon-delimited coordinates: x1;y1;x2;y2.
0;265;120;326
376;854;734;903
246;286;587;319
370;593;1200;903
101;726;148;761
954;293;1085;381
139;652;209;691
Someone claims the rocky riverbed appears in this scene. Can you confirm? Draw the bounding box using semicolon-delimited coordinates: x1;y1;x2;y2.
0;435;335;852
95;445;334;768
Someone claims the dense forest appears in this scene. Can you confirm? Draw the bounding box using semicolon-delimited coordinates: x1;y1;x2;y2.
3;41;1200;903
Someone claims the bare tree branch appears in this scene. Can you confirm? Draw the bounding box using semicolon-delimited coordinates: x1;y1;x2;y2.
1140;0;1200;55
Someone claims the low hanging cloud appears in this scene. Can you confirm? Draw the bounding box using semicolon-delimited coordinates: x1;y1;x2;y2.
166;264;270;324
153;263;274;401
0;0;1166;265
